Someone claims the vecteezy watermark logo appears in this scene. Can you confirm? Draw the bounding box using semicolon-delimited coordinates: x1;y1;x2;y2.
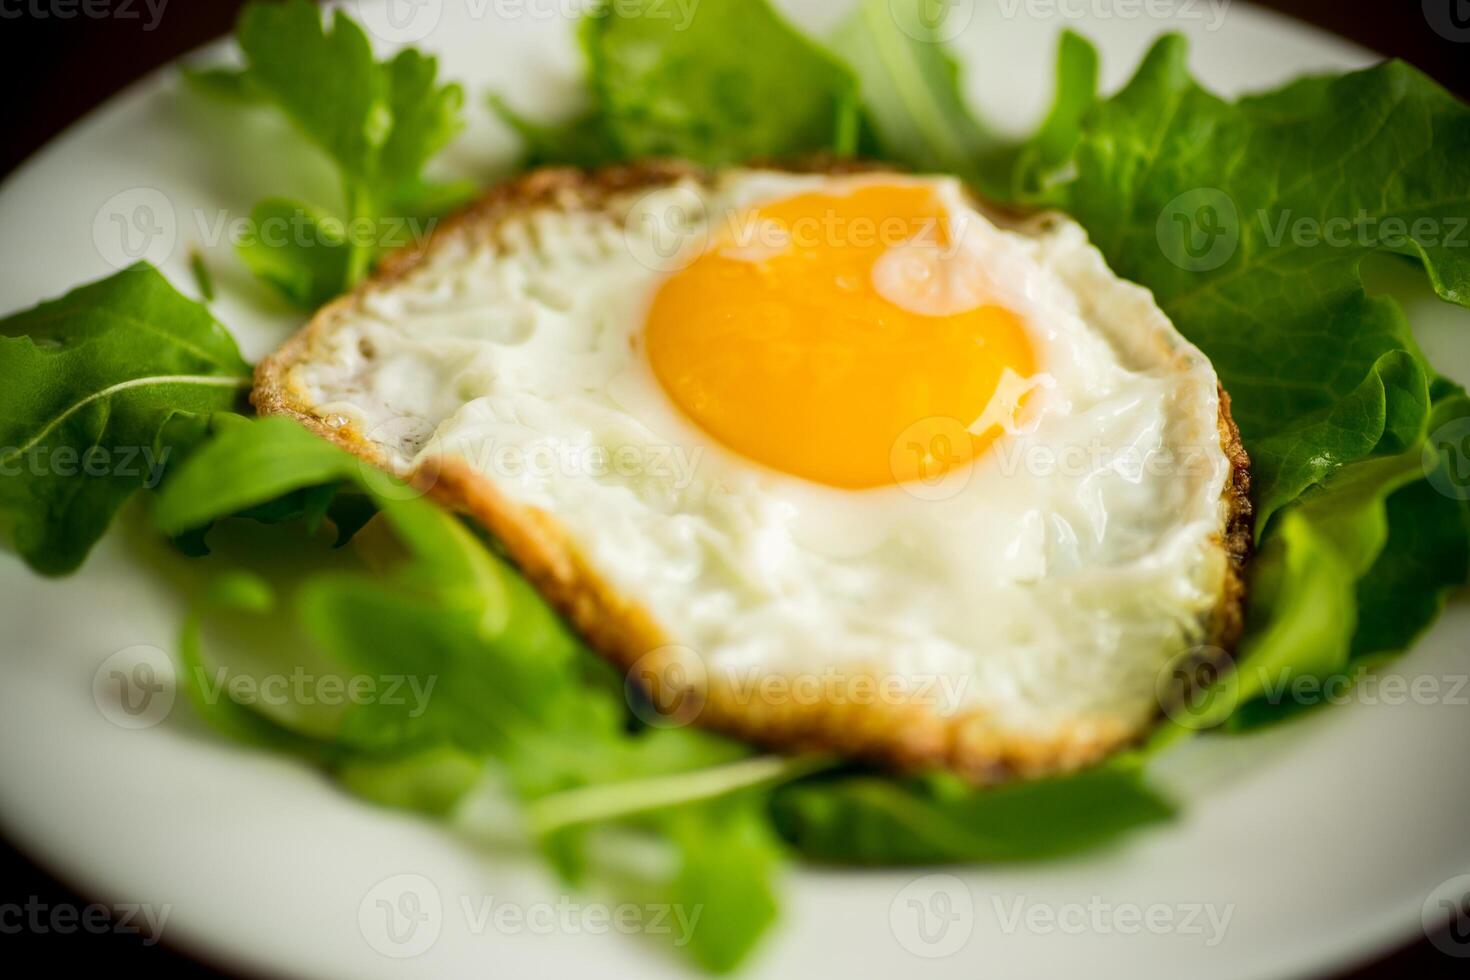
1423;415;1470;500
1155;644;1235;730
1422;873;1470;957
352;0;704;45
890;416;976;502
0;443;172;487
1157;188;1239;272
191;667;438;717
996;0;1231;31
93;187;177;271
625;645;708;729
890;874;974;958
92;198;439;273
720;666;971;715
1424;0;1470;42
351;415;441;502
93;645;175;730
624;185;712;273
354;0;444;43
461;896;703;943
1250;667;1470;710
0;0;170;30
1258;211;1469;251
991;895;1234;944
0;898;173;944
890;0;975;43
198;208;439;256
359;874;443;959
351;416;709;503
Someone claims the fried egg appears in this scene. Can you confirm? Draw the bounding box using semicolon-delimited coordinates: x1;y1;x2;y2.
256;163;1250;781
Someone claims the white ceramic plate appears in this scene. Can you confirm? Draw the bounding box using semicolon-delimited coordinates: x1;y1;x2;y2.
2;2;1468;978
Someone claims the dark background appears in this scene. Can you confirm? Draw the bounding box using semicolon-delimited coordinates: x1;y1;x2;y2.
0;1;1466;977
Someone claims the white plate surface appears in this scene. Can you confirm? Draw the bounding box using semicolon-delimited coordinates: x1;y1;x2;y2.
2;2;1468;978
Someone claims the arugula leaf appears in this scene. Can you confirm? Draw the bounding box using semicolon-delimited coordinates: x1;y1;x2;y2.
155;413;378;552
158;415;800;970
194;0;466;304
169;482;370;558
771;764;1175;865
188;250;216;302
178;570;338;758
659;798;782;974
1011;35;1470;528
334;745;486;817
0;264;249;575
523;749;812;974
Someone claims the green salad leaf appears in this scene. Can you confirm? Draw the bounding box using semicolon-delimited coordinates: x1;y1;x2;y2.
190;0;468;305
181;65;261;104
495;0;861;167
1349;463;1470;661
772;764;1175;865
1205;396;1470;730
489;97;622;170
0;264;249;575
157;415;816;972
235;1;390;188
990;33;1470;729
233;199;354;309
156;412;374;555
9;4;1470;972
1010;35;1470;529
830;0;1006;193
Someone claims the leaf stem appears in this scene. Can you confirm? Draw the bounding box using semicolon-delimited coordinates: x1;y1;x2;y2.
344;181;375;287
1;374;250;466
526;754;835;836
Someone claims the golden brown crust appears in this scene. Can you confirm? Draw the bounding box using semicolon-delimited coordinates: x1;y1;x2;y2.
253;161;1253;783
1212;385;1254;654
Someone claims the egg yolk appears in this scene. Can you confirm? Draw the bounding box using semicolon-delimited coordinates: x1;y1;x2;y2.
643;183;1036;489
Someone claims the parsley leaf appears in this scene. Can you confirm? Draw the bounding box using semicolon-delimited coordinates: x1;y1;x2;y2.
194;0;467;305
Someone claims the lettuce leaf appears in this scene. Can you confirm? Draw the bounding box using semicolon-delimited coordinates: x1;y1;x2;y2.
985;33;1470;730
0;264;250;575
494;0;860;168
829;0;1009;193
1012;35;1470;529
1206;397;1470;730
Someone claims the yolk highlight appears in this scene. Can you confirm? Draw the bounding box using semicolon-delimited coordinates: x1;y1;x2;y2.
643;183;1036;489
